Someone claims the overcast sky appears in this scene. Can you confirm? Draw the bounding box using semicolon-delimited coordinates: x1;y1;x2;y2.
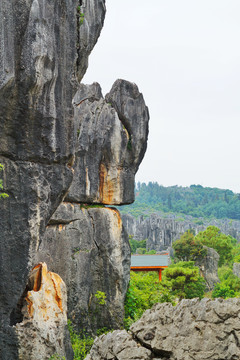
83;0;240;193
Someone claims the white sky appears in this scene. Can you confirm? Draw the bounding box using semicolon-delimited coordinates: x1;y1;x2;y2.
83;0;240;193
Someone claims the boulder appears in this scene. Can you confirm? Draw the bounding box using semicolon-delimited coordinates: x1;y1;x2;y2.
86;298;240;360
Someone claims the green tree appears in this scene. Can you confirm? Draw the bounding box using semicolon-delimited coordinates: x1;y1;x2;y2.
162;261;205;300
195;226;234;266
124;271;174;328
0;164;8;199
173;230;207;262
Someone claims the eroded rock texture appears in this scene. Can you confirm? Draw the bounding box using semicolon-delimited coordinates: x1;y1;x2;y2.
67;80;149;204
86;298;240;360
0;0;106;358
195;246;219;291
0;0;149;357
15;263;73;360
40;78;149;334
36;204;131;334
122;213;240;251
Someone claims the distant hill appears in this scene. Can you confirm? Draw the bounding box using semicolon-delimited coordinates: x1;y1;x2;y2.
119;182;240;220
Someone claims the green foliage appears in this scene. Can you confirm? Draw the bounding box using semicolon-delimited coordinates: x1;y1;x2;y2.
231;243;240;264
212;283;236;299
94;291;106;305
129;236;147;254
215;265;240;297
49;356;65;360
125;262;205;329
195;226;234;266
65;321;112;360
80;204;104;209
128;236;156;254
68;320;94;360
124;271;174;328
162;261;205;300
77;6;84;25
0;164;8;199
119;182;240;220
147;249;157;254
173;230;207;262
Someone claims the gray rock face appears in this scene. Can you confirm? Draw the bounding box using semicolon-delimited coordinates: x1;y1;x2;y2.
233;263;240;278
67;80;149;204
122;213;185;251
105;79;149;174
86;298;240;360
34;78;148;336
195;247;220;291
77;0;106;81
122;213;240;251
36;204;131;334
0;0;149;358
0;0;106;358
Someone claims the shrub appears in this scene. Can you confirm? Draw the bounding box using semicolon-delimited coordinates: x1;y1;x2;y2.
124;271;174;328
162;261;205;300
212;283;236;299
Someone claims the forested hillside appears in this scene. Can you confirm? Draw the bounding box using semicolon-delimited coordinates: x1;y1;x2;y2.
119;182;240;220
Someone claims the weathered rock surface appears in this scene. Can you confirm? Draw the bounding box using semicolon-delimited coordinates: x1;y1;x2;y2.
15;263;73;360
122;213;185;251
195;246;220;291
0;0;149;358
233;262;240;278
36;204;131;334
0;0;106;358
86;298;240;360
67;80;149;204
122;213;240;251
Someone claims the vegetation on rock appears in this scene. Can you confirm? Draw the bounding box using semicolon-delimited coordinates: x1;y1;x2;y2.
0;164;8;199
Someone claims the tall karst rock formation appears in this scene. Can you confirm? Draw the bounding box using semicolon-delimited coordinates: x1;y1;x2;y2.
0;1;149;359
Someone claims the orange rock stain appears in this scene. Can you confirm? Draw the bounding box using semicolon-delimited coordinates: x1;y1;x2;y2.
51;273;63;312
24;263;65;321
99;164;121;204
107;207;122;229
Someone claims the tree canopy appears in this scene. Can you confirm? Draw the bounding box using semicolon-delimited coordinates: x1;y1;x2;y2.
195;226;234;267
119;182;240;220
173;230;207;262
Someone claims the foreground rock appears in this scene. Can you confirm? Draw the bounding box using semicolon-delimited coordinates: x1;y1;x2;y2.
37;204;130;334
85;298;240;360
15;263;73;360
